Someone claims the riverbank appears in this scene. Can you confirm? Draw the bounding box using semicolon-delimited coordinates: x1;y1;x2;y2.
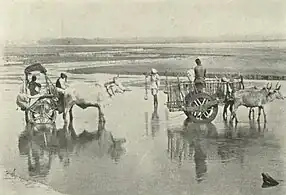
67;63;286;81
4;42;286;81
1;168;65;195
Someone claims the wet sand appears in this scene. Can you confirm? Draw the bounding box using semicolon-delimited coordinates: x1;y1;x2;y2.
4;41;286;78
1;71;286;195
0;168;66;195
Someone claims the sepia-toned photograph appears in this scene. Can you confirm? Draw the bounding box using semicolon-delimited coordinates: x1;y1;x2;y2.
0;0;286;194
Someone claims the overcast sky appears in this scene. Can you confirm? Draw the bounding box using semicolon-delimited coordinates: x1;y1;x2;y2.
1;0;286;42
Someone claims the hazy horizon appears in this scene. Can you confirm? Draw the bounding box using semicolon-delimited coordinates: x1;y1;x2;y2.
5;36;286;46
1;0;286;44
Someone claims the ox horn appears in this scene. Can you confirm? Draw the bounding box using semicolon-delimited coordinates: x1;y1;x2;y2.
275;82;281;89
113;74;120;80
276;82;281;90
267;82;272;90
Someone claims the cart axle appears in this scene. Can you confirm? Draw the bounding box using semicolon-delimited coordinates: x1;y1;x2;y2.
182;100;219;113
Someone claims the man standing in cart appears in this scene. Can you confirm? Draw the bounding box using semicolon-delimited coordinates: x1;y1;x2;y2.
193;58;206;93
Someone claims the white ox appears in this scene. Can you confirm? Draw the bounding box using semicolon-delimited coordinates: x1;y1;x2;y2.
57;75;129;132
230;82;284;124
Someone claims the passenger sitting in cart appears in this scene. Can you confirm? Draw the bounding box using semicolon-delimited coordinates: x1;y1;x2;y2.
28;75;41;96
193;58;206;93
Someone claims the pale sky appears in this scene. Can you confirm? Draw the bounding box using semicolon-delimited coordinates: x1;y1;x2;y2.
1;0;286;42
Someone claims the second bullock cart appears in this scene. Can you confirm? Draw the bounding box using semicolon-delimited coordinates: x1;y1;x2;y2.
164;74;244;123
17;63;59;125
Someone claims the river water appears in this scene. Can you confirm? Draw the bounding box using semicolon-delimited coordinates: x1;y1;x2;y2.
0;59;286;195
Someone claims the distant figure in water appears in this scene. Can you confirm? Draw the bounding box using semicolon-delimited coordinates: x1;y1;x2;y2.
194;58;206;93
56;73;68;114
28;75;41;96
149;68;160;109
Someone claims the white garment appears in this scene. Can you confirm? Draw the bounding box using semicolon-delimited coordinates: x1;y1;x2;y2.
187;68;195;81
59;78;68;89
151;68;158;74
150;73;160;89
56;87;65;94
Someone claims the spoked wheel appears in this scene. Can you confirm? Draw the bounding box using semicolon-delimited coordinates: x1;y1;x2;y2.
27;98;57;124
184;92;218;123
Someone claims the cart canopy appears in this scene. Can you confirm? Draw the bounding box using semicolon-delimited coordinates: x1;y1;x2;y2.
24;63;47;75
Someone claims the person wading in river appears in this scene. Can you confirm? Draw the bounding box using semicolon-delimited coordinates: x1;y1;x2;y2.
194;58;206;93
56;73;68;114
149;68;160;109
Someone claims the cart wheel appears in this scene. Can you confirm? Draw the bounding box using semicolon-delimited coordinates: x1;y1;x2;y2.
27;98;57;124
184;92;218;123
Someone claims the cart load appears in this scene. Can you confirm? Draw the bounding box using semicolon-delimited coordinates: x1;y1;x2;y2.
164;75;244;123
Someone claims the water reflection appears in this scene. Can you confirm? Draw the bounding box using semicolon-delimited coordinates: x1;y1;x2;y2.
248;119;268;135
151;107;160;137
167;118;269;183
223;119;267;139
167;119;218;183
18;124;56;178
18;123;127;178
145;112;149;136
144;107;160;137
193;139;207;183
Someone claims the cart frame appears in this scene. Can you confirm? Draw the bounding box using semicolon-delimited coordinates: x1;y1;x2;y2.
164;74;244;123
21;63;59;125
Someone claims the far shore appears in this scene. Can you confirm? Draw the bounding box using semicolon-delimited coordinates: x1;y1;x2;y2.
67;64;286;81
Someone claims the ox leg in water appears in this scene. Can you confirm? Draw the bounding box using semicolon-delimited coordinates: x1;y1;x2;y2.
257;106;266;122
262;107;267;123
248;108;253;119
97;105;106;131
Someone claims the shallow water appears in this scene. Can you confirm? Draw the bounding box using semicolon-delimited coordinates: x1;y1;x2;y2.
1;77;286;195
4;41;286;77
1;48;286;195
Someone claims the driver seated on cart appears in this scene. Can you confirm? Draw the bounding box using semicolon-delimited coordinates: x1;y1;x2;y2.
56;73;68;89
56;73;68;114
193;58;206;93
28;75;41;96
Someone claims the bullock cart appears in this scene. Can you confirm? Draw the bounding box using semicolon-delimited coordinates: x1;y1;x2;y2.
17;63;59;125
164;74;244;123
